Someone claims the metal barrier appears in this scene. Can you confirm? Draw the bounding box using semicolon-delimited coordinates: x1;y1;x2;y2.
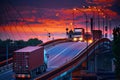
0;63;13;74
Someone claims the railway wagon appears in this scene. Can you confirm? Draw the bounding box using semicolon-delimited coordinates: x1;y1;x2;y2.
13;46;47;79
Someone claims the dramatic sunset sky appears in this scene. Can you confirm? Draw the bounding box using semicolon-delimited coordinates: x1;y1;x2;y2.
0;0;120;42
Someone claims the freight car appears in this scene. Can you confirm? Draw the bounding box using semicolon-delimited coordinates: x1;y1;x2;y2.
13;46;47;79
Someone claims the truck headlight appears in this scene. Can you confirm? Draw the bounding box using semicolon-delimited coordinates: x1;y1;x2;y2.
79;37;83;41
73;38;77;41
88;40;93;43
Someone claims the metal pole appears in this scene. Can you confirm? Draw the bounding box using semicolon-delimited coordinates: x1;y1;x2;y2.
105;16;108;38
109;20;112;39
103;17;105;38
6;44;8;66
98;10;100;30
74;8;89;69
72;10;75;29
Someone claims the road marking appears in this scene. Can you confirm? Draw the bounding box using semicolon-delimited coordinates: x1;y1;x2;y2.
75;43;87;57
0;70;12;76
49;42;78;62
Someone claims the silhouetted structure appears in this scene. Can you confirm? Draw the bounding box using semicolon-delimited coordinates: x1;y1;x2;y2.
113;27;120;80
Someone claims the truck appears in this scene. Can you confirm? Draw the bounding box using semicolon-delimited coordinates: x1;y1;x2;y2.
13;46;47;79
72;28;85;42
84;32;93;43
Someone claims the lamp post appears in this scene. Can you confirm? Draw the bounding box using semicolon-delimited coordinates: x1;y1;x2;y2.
102;15;105;38
6;44;8;66
87;6;95;31
94;7;101;30
102;13;109;38
73;8;88;33
109;19;112;39
73;8;89;70
56;12;70;38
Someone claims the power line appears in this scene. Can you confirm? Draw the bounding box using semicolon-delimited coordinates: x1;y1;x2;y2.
7;0;39;39
3;6;16;40
0;7;11;40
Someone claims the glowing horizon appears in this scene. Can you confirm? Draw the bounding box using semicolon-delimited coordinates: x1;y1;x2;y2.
0;0;119;42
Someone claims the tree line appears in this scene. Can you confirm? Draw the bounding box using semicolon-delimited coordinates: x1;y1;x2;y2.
0;38;43;61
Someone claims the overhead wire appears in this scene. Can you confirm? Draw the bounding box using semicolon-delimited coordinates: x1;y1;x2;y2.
3;5;16;40
7;0;39;39
0;6;11;40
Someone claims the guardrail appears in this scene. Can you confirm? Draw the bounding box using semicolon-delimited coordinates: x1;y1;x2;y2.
38;38;68;46
0;58;13;67
38;38;69;49
0;58;13;74
35;38;111;80
0;63;13;74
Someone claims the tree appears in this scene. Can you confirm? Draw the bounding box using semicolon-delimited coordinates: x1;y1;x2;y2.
27;38;43;46
113;27;120;80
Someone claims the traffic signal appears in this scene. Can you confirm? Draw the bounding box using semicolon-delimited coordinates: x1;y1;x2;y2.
48;33;51;38
105;26;107;31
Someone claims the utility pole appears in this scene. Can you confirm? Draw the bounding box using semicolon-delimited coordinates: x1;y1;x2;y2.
6;44;8;68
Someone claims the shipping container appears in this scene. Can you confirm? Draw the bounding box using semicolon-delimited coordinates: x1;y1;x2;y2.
13;46;47;79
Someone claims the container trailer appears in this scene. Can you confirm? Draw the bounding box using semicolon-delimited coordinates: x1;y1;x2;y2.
13;46;47;79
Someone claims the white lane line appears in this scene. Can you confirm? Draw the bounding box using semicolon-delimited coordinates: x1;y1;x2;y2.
49;42;78;62
47;42;76;52
49;66;58;68
46;42;70;52
74;43;87;57
0;70;12;76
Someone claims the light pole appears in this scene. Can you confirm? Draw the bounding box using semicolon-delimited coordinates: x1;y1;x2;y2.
86;6;95;31
73;8;89;70
6;44;8;66
56;12;70;38
94;7;101;30
102;15;105;38
109;19;112;39
73;8;88;33
101;12;109;38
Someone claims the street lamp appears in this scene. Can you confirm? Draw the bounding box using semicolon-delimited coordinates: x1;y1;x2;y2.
56;12;71;38
87;6;95;31
100;9;111;38
73;8;88;33
73;8;89;70
94;7;101;30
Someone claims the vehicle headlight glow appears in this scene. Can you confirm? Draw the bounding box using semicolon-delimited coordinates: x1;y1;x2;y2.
79;37;83;41
73;38;77;41
88;39;93;43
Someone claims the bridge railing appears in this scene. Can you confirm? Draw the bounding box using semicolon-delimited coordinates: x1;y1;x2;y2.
35;38;111;80
0;58;13;73
0;58;13;67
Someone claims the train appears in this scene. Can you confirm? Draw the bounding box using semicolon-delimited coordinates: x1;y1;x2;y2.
13;46;47;79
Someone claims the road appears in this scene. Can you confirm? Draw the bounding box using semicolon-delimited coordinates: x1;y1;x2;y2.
0;41;87;80
46;42;87;68
0;70;15;80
